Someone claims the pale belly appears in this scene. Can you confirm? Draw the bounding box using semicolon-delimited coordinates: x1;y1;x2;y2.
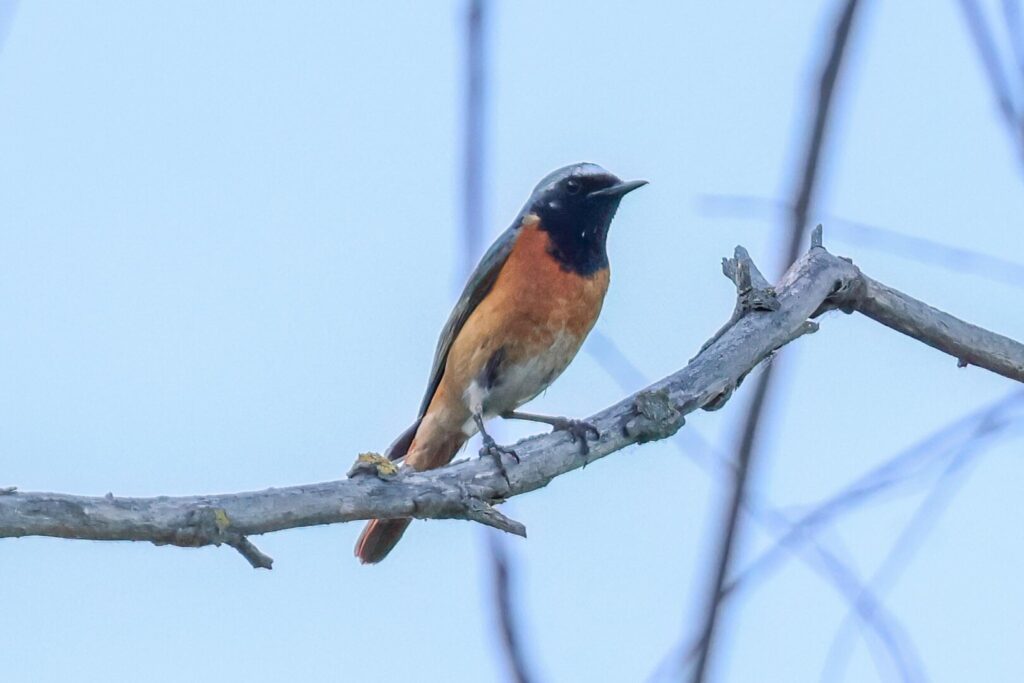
461;330;582;434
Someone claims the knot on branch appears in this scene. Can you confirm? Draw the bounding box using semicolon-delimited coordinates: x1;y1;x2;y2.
624;389;685;443
812;261;865;317
700;382;736;412
801;226;865;316
170;507;274;570
738;284;780;314
824;272;866;314
173;506;232;548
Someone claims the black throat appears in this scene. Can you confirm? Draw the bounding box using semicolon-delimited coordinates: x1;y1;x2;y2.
533;200;619;276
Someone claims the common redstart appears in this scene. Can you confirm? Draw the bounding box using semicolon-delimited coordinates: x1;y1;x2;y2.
356;163;646;563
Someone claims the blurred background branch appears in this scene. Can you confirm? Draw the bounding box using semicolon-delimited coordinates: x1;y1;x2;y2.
957;0;1024;167
689;2;866;679
457;2;541;681
722;390;1024;603
591;331;925;683
817;405;1014;681
489;533;539;683
700;194;1024;290
0;0;17;56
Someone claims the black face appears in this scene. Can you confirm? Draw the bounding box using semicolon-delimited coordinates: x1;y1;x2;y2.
528;166;645;276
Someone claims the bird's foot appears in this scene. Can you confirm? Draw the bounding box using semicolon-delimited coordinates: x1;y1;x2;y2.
479;434;518;486
501;411;600;458
547;417;600;456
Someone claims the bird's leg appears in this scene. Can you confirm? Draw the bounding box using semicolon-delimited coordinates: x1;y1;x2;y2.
501;411;600;455
474;413;518;485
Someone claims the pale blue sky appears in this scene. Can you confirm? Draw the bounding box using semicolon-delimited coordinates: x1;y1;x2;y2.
1;2;1023;682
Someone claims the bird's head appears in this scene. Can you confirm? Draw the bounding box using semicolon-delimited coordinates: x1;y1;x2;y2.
524;162;647;275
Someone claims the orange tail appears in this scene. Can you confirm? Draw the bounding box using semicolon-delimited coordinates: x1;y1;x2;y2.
355;518;412;564
356;420;467;563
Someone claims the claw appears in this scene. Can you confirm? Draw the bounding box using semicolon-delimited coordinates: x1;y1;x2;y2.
479;435;518;486
551;418;600;456
479;442;519;464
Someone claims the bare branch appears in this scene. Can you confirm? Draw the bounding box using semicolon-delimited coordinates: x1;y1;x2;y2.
2;235;1022;568
840;274;1024;380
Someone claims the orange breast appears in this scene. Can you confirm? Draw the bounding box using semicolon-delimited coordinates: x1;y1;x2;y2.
485;214;610;351
438;214;609;396
406;214;609;470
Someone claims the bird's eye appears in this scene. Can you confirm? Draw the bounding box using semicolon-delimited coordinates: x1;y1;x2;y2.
565;179;582;195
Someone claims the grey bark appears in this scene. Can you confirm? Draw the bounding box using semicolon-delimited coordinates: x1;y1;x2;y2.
2;233;1021;568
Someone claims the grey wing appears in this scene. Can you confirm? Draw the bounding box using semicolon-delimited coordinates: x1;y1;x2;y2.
416;220;523;417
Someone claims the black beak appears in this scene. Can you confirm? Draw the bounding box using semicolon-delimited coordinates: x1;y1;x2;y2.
588;179;649;199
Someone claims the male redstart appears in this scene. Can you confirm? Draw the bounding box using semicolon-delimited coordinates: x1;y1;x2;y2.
356;163;646;563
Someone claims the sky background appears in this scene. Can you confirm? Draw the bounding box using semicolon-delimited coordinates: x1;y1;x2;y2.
2;2;1023;682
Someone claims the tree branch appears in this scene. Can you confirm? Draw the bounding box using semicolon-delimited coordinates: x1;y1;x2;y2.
842;273;1024;379
2;235;1021;568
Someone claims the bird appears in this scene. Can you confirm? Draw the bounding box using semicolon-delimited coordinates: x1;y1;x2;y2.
355;162;646;563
